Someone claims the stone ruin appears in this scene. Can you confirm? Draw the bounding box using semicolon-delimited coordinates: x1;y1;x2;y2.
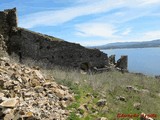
0;8;128;72
0;8;109;71
109;55;128;72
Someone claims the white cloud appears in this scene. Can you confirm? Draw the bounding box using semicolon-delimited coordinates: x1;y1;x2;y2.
74;30;160;46
142;30;160;40
76;38;126;46
18;0;160;28
118;30;160;43
75;23;118;38
121;28;132;35
19;0;125;28
141;0;160;5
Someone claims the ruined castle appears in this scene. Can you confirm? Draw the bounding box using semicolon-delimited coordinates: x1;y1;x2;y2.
0;8;109;70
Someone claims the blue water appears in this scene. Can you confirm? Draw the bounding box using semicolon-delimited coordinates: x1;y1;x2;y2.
102;48;160;76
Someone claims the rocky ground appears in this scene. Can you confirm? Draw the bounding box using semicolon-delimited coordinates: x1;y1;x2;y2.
0;57;74;120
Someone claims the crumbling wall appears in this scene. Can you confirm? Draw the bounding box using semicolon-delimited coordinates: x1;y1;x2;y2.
9;28;108;69
116;55;128;71
0;8;17;56
0;8;17;41
0;8;108;69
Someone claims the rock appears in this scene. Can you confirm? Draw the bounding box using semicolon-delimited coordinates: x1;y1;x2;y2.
24;111;34;117
43;82;52;88
97;117;108;120
116;96;126;102
0;57;10;62
60;85;68;91
116;55;128;72
0;98;19;108
155;75;160;79
33;70;45;80
0;79;5;87
0;92;4;98
141;89;150;94
133;102;141;110
78;104;88;114
63;94;74;102
126;86;140;92
60;101;67;108
54;89;66;98
0;56;73;120
4;113;15;120
34;86;44;93
3;81;14;89
30;78;41;87
24;92;35;97
97;99;107;107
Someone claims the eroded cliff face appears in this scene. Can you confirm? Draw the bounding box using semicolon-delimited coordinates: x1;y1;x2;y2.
0;8;108;70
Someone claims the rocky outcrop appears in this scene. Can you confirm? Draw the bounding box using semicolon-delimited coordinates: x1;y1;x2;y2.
0;8;108;70
115;55;128;72
0;57;74;119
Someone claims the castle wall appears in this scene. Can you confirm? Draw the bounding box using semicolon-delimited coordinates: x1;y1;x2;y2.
1;8;108;70
0;8;17;41
0;8;17;56
9;28;108;69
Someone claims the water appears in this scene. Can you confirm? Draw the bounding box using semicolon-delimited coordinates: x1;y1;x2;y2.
102;48;160;76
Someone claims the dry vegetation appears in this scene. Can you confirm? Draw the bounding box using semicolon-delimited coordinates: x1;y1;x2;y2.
43;68;160;120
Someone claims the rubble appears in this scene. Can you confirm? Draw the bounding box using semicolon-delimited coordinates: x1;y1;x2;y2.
133;102;141;110
96;99;107;107
0;57;74;119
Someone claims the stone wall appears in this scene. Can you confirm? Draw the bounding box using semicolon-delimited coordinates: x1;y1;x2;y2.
0;8;17;42
0;8;108;69
0;8;17;57
9;28;108;69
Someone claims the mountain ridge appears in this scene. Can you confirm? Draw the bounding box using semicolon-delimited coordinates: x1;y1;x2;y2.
91;39;160;49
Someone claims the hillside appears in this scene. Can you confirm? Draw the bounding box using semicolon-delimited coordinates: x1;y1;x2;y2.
91;39;160;49
44;63;160;120
1;56;159;120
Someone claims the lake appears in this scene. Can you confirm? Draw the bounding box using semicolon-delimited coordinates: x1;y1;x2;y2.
102;48;160;76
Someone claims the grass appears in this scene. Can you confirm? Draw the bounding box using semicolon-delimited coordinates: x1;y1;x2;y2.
42;68;160;120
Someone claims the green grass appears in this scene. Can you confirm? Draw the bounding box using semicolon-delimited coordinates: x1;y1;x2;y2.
42;68;160;120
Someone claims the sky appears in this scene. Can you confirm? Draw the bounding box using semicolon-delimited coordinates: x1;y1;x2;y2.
0;0;160;46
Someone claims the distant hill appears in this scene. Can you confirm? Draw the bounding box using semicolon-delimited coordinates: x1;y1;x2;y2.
91;39;160;49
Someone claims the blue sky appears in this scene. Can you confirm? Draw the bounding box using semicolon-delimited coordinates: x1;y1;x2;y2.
0;0;160;46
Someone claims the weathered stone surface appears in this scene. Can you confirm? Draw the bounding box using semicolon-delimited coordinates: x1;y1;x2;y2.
0;98;19;108
116;55;128;71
